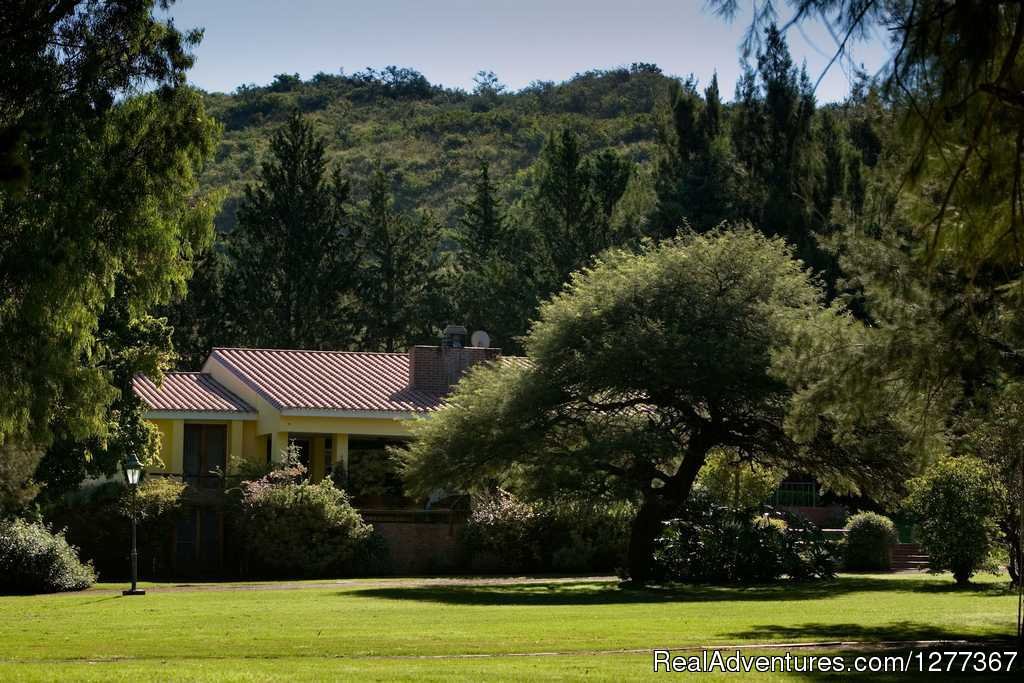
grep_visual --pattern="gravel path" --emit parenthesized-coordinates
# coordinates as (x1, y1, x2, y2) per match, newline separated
(84, 574, 619, 596)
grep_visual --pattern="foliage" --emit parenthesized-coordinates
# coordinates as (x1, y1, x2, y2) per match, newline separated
(199, 65, 668, 236)
(240, 466, 373, 577)
(46, 478, 187, 579)
(461, 489, 545, 572)
(904, 457, 1004, 584)
(403, 229, 908, 583)
(527, 129, 633, 293)
(333, 447, 405, 499)
(0, 518, 95, 593)
(649, 74, 739, 238)
(454, 161, 536, 351)
(696, 449, 785, 509)
(227, 111, 361, 349)
(0, 440, 42, 517)
(459, 490, 632, 574)
(356, 163, 449, 352)
(654, 499, 838, 583)
(125, 477, 187, 521)
(0, 0, 219, 449)
(843, 511, 897, 571)
(718, 0, 1024, 279)
(37, 301, 171, 501)
(955, 382, 1024, 585)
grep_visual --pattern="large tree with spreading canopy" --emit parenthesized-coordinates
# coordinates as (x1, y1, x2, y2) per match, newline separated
(402, 229, 910, 582)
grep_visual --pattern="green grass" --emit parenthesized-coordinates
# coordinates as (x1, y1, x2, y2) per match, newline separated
(0, 573, 1018, 681)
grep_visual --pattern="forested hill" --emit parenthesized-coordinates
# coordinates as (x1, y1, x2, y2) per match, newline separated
(200, 65, 673, 231)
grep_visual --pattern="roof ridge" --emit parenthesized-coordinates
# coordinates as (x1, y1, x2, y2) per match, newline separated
(212, 347, 409, 357)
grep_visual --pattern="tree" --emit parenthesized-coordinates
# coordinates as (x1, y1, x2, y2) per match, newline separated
(228, 111, 360, 350)
(649, 74, 739, 237)
(35, 292, 169, 500)
(709, 0, 1024, 280)
(455, 161, 536, 351)
(905, 457, 1004, 585)
(357, 164, 447, 352)
(402, 229, 908, 582)
(529, 130, 632, 294)
(0, 1, 218, 460)
(956, 384, 1024, 585)
(457, 161, 508, 267)
(731, 26, 827, 275)
(165, 238, 232, 369)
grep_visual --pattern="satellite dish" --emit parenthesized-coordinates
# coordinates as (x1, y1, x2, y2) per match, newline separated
(470, 330, 491, 348)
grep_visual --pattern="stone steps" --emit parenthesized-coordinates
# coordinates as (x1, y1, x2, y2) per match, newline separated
(891, 543, 929, 571)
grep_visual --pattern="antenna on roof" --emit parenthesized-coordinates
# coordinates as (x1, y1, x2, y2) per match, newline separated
(470, 330, 491, 348)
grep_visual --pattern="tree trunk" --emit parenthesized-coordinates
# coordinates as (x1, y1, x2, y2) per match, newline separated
(626, 497, 668, 585)
(1000, 516, 1021, 586)
(626, 444, 710, 584)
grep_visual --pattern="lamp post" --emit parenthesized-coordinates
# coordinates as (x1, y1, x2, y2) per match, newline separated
(122, 453, 146, 596)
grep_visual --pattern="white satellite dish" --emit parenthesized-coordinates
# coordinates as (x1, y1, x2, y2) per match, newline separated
(470, 330, 491, 348)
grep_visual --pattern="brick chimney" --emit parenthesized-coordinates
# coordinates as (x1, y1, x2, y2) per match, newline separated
(409, 326, 500, 392)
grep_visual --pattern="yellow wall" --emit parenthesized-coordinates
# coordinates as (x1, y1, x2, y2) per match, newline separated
(145, 414, 412, 476)
(150, 419, 175, 473)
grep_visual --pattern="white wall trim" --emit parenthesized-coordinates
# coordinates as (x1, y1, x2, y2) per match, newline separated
(143, 410, 257, 422)
(278, 408, 430, 420)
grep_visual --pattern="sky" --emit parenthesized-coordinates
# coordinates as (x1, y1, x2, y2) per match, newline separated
(162, 0, 892, 102)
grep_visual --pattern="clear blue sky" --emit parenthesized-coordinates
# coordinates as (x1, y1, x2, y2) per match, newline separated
(162, 0, 890, 102)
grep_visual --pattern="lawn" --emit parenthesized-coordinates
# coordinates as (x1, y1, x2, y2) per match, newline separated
(0, 573, 1018, 681)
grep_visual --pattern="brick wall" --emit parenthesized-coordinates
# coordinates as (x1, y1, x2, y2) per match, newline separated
(369, 519, 465, 574)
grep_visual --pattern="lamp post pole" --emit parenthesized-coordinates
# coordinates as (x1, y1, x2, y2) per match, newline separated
(123, 453, 146, 597)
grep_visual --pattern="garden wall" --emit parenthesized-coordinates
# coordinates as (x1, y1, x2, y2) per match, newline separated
(362, 511, 464, 575)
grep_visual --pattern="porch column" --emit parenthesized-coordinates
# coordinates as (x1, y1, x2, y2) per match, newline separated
(270, 431, 289, 464)
(334, 433, 349, 485)
(170, 420, 184, 474)
(229, 421, 244, 471)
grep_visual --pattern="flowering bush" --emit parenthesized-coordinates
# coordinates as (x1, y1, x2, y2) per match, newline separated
(240, 462, 373, 577)
(460, 490, 631, 573)
(461, 489, 545, 572)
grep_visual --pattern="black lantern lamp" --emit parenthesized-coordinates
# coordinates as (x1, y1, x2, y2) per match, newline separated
(122, 453, 146, 596)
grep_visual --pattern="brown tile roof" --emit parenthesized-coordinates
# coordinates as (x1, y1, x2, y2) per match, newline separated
(207, 347, 445, 413)
(133, 372, 255, 414)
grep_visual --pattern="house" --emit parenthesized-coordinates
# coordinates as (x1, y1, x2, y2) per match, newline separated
(131, 325, 504, 574)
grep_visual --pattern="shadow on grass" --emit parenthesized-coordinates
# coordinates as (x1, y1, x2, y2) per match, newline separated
(727, 621, 1009, 644)
(347, 576, 1014, 607)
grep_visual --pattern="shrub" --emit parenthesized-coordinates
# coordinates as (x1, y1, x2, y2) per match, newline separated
(844, 512, 897, 571)
(653, 499, 838, 584)
(0, 518, 95, 593)
(696, 450, 784, 509)
(904, 456, 1003, 585)
(47, 478, 188, 579)
(461, 489, 546, 573)
(240, 471, 372, 578)
(459, 490, 632, 574)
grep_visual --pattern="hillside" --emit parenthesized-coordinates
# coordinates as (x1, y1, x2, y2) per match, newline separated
(199, 65, 676, 231)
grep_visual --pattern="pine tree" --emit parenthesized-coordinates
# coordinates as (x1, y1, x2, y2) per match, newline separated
(457, 161, 507, 266)
(456, 161, 536, 352)
(358, 164, 447, 353)
(228, 111, 360, 349)
(649, 74, 738, 238)
(530, 130, 631, 292)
